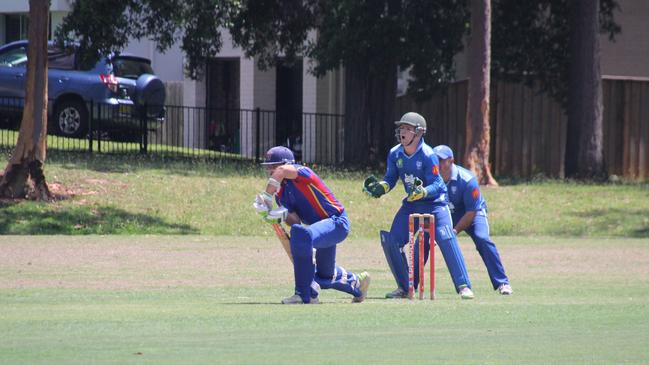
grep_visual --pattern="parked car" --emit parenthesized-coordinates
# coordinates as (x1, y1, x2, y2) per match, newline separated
(0, 40, 165, 138)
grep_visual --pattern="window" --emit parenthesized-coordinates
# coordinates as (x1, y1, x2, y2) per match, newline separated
(4, 13, 53, 44)
(5, 14, 29, 44)
(0, 46, 27, 67)
(113, 57, 154, 79)
(47, 45, 76, 70)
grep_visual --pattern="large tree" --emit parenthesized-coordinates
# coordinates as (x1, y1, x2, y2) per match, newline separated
(464, 0, 497, 185)
(230, 0, 468, 166)
(491, 0, 619, 179)
(565, 0, 605, 178)
(0, 0, 52, 200)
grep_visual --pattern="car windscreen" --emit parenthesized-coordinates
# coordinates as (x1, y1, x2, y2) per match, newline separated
(112, 57, 154, 79)
(0, 46, 27, 67)
(0, 44, 76, 69)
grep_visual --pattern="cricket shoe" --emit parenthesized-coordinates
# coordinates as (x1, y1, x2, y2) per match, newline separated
(498, 283, 513, 295)
(459, 286, 475, 300)
(281, 294, 320, 304)
(385, 287, 408, 299)
(352, 271, 371, 303)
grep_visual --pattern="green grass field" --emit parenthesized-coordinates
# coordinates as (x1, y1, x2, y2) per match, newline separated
(0, 153, 648, 237)
(1, 236, 648, 364)
(1, 155, 649, 364)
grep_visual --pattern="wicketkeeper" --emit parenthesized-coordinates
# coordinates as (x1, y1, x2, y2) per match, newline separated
(363, 112, 474, 299)
(255, 146, 370, 304)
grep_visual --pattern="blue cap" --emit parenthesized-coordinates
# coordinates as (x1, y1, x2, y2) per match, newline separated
(432, 145, 454, 160)
(260, 146, 295, 165)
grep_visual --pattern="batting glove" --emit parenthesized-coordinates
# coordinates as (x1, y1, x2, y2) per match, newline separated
(253, 194, 270, 215)
(263, 207, 289, 224)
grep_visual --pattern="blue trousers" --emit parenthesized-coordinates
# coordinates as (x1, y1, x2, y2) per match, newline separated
(290, 211, 361, 302)
(390, 201, 471, 292)
(463, 212, 510, 290)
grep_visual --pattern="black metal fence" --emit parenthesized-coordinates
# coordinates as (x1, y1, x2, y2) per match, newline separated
(0, 97, 345, 164)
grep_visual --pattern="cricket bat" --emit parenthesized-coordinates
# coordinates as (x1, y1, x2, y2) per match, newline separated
(271, 223, 293, 263)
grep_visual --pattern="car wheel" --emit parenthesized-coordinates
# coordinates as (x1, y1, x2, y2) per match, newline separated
(53, 99, 88, 138)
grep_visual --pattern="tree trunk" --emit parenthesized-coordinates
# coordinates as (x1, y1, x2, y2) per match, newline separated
(0, 0, 52, 200)
(464, 0, 497, 186)
(565, 0, 605, 179)
(343, 61, 397, 167)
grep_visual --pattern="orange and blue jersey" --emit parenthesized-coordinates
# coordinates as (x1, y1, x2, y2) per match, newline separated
(276, 165, 345, 225)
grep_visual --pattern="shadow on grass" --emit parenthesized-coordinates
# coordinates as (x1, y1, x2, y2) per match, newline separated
(571, 208, 649, 238)
(0, 202, 197, 234)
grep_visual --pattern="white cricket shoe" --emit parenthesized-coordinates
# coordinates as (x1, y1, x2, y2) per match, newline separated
(498, 283, 513, 295)
(459, 286, 475, 300)
(352, 272, 371, 303)
(281, 294, 320, 304)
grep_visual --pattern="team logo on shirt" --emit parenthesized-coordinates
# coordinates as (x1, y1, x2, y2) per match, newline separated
(432, 165, 439, 175)
(397, 159, 403, 168)
(472, 188, 480, 200)
(451, 186, 457, 194)
(416, 160, 422, 170)
(404, 174, 416, 188)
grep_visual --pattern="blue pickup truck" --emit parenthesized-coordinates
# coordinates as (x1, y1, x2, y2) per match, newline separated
(0, 40, 165, 138)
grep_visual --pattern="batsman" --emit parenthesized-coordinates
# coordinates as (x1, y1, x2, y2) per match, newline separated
(255, 146, 371, 304)
(363, 112, 474, 300)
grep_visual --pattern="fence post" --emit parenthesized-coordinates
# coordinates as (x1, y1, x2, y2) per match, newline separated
(256, 107, 261, 163)
(140, 104, 148, 154)
(88, 100, 93, 153)
(97, 102, 101, 153)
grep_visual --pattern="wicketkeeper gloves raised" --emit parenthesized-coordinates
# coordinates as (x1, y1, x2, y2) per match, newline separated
(363, 175, 390, 198)
(406, 177, 427, 202)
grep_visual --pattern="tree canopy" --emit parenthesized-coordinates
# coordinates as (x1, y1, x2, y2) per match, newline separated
(56, 0, 240, 79)
(491, 0, 620, 105)
(231, 0, 468, 99)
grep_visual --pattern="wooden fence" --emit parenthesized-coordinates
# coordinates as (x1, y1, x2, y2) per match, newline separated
(396, 77, 649, 180)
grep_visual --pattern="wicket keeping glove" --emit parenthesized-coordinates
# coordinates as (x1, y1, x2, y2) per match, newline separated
(407, 177, 427, 202)
(363, 175, 390, 198)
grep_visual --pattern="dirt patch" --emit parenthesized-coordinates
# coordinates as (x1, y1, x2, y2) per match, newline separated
(0, 236, 647, 290)
(0, 236, 293, 290)
(0, 177, 119, 203)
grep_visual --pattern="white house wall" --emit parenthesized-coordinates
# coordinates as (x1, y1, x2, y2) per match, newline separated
(302, 57, 317, 162)
(600, 0, 649, 78)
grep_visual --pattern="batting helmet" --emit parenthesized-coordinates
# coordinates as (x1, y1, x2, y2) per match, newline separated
(395, 112, 427, 133)
(261, 146, 295, 165)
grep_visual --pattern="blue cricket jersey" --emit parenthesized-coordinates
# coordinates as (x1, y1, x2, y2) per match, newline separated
(383, 140, 448, 205)
(445, 164, 487, 223)
(276, 164, 345, 225)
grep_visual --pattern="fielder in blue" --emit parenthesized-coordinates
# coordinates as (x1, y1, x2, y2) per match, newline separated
(432, 145, 513, 295)
(256, 146, 371, 304)
(363, 112, 474, 300)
